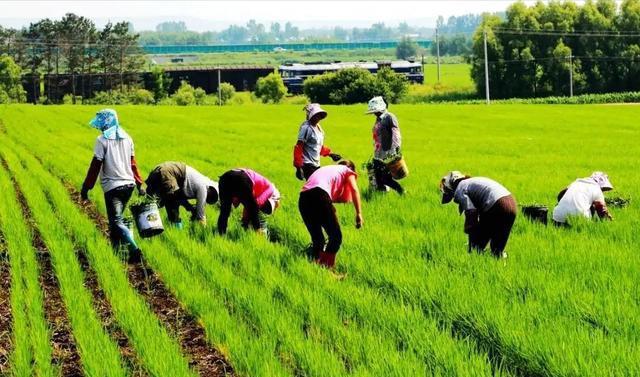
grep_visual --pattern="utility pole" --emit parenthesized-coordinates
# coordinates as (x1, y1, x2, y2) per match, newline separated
(568, 54, 574, 97)
(435, 28, 441, 83)
(483, 28, 490, 105)
(217, 69, 222, 106)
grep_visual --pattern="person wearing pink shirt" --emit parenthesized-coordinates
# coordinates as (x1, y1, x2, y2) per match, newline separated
(298, 161, 363, 269)
(217, 168, 281, 235)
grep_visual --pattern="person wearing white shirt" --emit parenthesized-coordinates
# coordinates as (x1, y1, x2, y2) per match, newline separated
(552, 172, 613, 226)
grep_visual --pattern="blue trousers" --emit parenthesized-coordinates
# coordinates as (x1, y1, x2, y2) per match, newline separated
(104, 184, 138, 252)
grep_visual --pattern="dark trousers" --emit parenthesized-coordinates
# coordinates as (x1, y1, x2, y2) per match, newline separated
(302, 163, 320, 180)
(373, 159, 403, 193)
(163, 191, 194, 223)
(104, 184, 137, 251)
(298, 188, 342, 257)
(469, 195, 517, 256)
(217, 170, 259, 234)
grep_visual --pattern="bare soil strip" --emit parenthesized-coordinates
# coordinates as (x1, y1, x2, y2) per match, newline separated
(4, 159, 83, 377)
(74, 249, 146, 376)
(63, 182, 233, 376)
(0, 234, 12, 375)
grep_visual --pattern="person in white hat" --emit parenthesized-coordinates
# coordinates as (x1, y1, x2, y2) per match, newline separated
(366, 96, 404, 194)
(440, 171, 517, 258)
(145, 161, 219, 227)
(293, 103, 342, 181)
(217, 168, 280, 236)
(81, 108, 145, 263)
(552, 172, 613, 226)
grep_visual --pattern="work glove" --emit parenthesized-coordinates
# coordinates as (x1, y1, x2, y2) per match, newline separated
(295, 167, 304, 181)
(329, 153, 342, 162)
(80, 187, 90, 201)
(137, 185, 146, 196)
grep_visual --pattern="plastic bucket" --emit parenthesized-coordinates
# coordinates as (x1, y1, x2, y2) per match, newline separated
(130, 202, 164, 238)
(386, 156, 408, 180)
(522, 205, 548, 225)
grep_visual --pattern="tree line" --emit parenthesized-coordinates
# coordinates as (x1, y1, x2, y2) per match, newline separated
(0, 13, 144, 102)
(470, 0, 640, 99)
(138, 21, 436, 46)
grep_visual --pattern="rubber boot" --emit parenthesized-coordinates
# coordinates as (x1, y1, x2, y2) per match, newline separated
(316, 251, 336, 269)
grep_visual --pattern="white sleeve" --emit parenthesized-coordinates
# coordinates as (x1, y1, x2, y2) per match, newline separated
(592, 186, 605, 203)
(93, 138, 105, 161)
(195, 186, 207, 221)
(130, 139, 135, 157)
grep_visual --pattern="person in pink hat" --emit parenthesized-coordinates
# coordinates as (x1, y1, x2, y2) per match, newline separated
(293, 103, 342, 180)
(552, 171, 614, 226)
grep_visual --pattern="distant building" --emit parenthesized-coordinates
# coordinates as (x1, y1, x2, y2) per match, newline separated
(279, 60, 424, 94)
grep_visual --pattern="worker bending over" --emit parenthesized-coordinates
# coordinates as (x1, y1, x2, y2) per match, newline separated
(217, 168, 280, 235)
(145, 161, 219, 227)
(298, 161, 363, 269)
(81, 109, 145, 263)
(552, 171, 613, 226)
(440, 171, 517, 259)
(293, 103, 341, 180)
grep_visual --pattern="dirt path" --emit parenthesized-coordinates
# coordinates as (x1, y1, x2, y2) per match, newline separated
(6, 160, 83, 377)
(63, 182, 233, 376)
(74, 249, 146, 376)
(0, 234, 12, 375)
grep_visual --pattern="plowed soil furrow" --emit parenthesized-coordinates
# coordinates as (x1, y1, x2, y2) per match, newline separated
(62, 182, 233, 376)
(0, 235, 12, 375)
(6, 165, 83, 377)
(74, 250, 146, 376)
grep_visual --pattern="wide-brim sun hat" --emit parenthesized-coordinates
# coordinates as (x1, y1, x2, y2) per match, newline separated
(90, 108, 119, 130)
(305, 103, 327, 121)
(365, 96, 387, 114)
(440, 170, 465, 204)
(590, 171, 613, 190)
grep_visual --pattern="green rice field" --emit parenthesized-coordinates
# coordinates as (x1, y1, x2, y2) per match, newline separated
(0, 103, 638, 376)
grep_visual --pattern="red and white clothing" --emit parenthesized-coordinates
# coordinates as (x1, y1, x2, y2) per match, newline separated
(372, 111, 401, 160)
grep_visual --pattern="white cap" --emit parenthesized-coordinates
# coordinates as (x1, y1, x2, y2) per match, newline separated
(366, 96, 387, 114)
(440, 170, 466, 204)
(590, 171, 613, 190)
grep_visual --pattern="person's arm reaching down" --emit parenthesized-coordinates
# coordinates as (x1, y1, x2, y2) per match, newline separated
(347, 175, 363, 228)
(81, 157, 102, 200)
(593, 200, 613, 220)
(130, 156, 145, 195)
(293, 141, 305, 168)
(464, 210, 479, 234)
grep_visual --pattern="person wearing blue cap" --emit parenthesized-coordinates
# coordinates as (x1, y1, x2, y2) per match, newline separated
(81, 109, 146, 263)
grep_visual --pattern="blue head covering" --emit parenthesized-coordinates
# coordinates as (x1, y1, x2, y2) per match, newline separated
(89, 109, 129, 140)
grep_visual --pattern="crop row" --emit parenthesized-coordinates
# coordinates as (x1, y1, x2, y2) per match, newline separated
(2, 105, 639, 375)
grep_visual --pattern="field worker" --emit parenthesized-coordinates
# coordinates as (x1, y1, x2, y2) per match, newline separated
(298, 161, 363, 269)
(440, 171, 517, 259)
(366, 96, 404, 194)
(293, 103, 342, 180)
(552, 172, 613, 226)
(81, 109, 145, 263)
(217, 168, 280, 235)
(145, 161, 219, 228)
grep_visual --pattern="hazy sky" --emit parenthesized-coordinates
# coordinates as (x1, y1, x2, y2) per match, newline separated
(1, 1, 587, 31)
